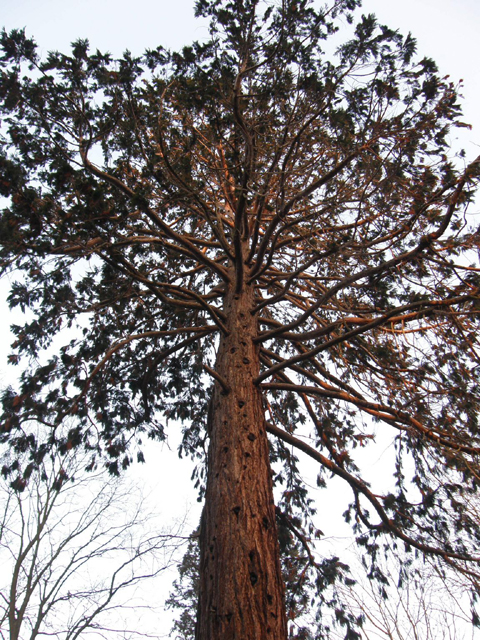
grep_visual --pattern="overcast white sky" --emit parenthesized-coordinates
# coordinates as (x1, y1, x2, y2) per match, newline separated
(1, 0, 479, 635)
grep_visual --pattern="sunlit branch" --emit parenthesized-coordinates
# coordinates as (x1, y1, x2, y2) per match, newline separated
(276, 306, 472, 343)
(251, 245, 341, 313)
(80, 146, 230, 284)
(250, 149, 364, 279)
(263, 380, 480, 455)
(248, 206, 334, 283)
(266, 421, 480, 563)
(255, 203, 477, 341)
(255, 292, 478, 380)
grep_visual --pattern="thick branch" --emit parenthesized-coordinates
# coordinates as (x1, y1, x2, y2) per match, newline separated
(266, 422, 480, 563)
(80, 148, 230, 284)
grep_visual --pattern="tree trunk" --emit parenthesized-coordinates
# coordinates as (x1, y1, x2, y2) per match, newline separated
(196, 282, 287, 640)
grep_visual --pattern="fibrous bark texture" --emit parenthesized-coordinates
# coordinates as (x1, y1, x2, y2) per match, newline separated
(196, 284, 287, 640)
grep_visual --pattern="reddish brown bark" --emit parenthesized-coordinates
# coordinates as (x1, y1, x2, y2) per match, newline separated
(196, 283, 287, 640)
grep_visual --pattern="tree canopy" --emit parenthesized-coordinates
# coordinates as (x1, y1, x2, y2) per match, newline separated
(1, 0, 480, 637)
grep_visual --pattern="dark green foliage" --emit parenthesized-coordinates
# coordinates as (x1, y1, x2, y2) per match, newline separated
(167, 535, 200, 640)
(1, 0, 480, 635)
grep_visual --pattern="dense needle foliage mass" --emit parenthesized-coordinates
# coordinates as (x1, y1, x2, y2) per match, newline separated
(1, 0, 480, 637)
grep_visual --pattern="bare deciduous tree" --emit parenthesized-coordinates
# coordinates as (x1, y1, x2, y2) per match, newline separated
(0, 453, 184, 640)
(331, 553, 476, 640)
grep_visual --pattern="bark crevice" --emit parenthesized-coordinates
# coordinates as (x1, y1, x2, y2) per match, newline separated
(196, 284, 287, 640)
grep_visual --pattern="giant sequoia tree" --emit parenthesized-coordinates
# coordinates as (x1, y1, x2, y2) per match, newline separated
(1, 0, 480, 638)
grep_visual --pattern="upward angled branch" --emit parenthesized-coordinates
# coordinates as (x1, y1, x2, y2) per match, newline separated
(80, 148, 231, 284)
